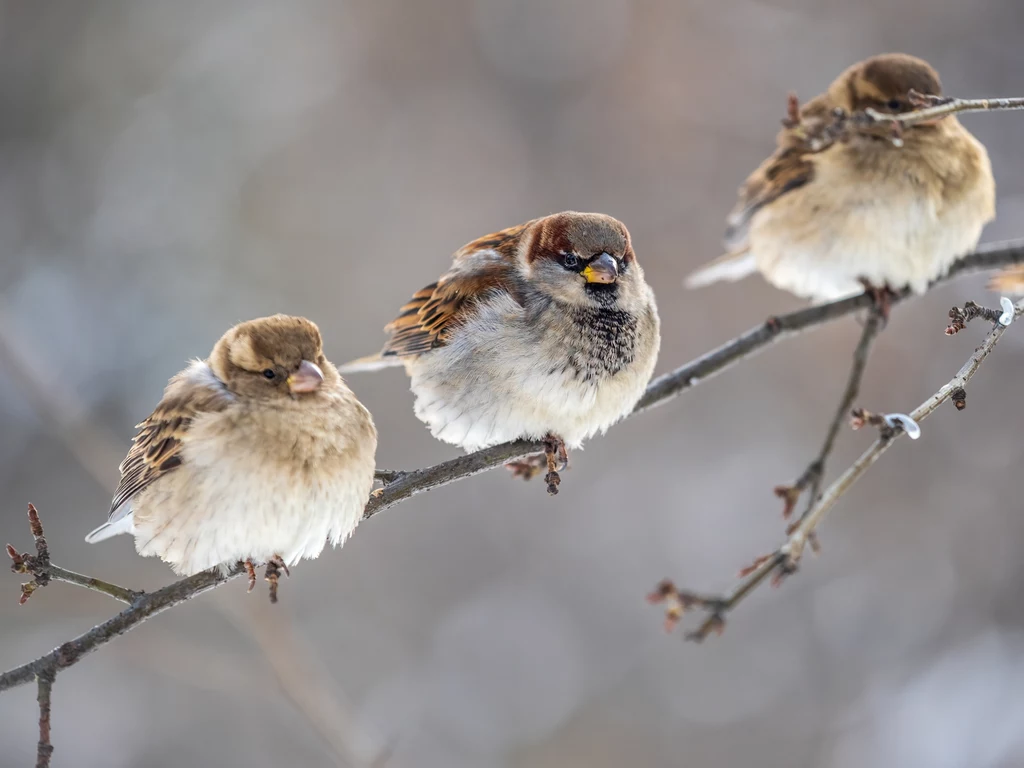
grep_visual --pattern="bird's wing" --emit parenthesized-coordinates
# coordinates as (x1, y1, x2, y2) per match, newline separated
(380, 223, 528, 358)
(107, 361, 235, 518)
(723, 146, 817, 251)
(723, 93, 835, 251)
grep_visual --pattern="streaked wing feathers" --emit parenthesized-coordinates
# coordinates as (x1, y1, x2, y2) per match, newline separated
(724, 93, 834, 250)
(381, 224, 528, 358)
(108, 364, 233, 516)
(725, 147, 816, 250)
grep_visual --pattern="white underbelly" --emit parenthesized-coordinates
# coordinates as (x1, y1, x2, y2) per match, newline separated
(131, 457, 370, 575)
(751, 181, 989, 301)
(410, 362, 644, 452)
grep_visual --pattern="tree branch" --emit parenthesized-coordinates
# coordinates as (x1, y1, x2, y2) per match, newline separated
(2, 241, 1024, 699)
(774, 308, 885, 521)
(0, 564, 242, 692)
(635, 239, 1024, 413)
(6, 504, 140, 605)
(650, 298, 1024, 640)
(365, 438, 542, 519)
(35, 669, 54, 768)
(895, 93, 1024, 125)
(40, 565, 140, 605)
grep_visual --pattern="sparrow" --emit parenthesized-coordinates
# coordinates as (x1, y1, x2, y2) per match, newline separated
(989, 266, 1024, 294)
(685, 53, 996, 303)
(85, 315, 377, 597)
(340, 212, 660, 494)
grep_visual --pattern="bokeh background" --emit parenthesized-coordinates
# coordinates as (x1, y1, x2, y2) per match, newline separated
(1, 2, 1023, 766)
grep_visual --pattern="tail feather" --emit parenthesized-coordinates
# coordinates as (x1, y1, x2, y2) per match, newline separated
(684, 249, 757, 289)
(337, 353, 405, 374)
(84, 513, 134, 544)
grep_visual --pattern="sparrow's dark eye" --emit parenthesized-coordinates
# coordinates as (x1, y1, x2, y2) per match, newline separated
(887, 98, 903, 111)
(561, 253, 579, 269)
(262, 369, 276, 380)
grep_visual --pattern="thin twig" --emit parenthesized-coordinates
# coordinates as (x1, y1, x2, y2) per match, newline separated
(774, 309, 885, 520)
(36, 669, 54, 768)
(652, 299, 1024, 640)
(786, 299, 1022, 556)
(7, 505, 140, 605)
(796, 94, 1024, 153)
(43, 565, 140, 605)
(946, 300, 1004, 335)
(884, 94, 1024, 127)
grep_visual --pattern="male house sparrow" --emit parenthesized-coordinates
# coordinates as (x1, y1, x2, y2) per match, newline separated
(341, 212, 660, 494)
(85, 315, 377, 595)
(685, 53, 995, 302)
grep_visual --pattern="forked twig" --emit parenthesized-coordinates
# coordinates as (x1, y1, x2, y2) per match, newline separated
(7, 504, 140, 605)
(774, 309, 885, 521)
(652, 299, 1023, 640)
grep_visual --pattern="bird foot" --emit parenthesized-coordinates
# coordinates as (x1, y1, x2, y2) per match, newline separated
(244, 559, 257, 593)
(264, 555, 290, 604)
(543, 434, 568, 496)
(504, 435, 569, 495)
(858, 278, 896, 322)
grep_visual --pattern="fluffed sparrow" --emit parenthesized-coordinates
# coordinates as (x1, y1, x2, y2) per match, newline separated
(86, 315, 377, 591)
(341, 212, 660, 494)
(686, 53, 995, 302)
(989, 266, 1024, 294)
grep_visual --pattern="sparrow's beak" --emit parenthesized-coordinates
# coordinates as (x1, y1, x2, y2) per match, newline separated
(287, 360, 324, 394)
(582, 252, 618, 284)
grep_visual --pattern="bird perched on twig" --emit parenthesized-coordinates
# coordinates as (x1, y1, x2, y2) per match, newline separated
(341, 212, 660, 495)
(86, 315, 377, 599)
(686, 53, 996, 305)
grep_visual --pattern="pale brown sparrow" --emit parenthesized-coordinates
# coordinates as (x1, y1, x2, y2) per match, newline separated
(86, 315, 377, 592)
(686, 53, 995, 302)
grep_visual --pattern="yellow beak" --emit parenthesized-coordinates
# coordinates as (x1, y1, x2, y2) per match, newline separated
(582, 252, 618, 284)
(287, 360, 324, 394)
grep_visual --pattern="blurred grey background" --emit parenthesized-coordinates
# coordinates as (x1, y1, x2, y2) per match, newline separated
(1, 2, 1023, 766)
